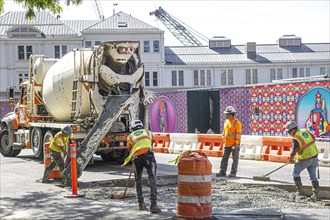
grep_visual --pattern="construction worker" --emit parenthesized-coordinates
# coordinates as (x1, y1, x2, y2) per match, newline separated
(41, 125, 74, 184)
(285, 121, 320, 201)
(216, 106, 242, 178)
(122, 119, 161, 213)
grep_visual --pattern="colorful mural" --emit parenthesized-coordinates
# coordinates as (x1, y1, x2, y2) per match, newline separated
(0, 100, 17, 119)
(249, 81, 330, 136)
(150, 92, 187, 133)
(219, 87, 250, 135)
(297, 87, 330, 137)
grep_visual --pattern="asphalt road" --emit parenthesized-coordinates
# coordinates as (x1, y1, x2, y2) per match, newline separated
(1, 149, 329, 219)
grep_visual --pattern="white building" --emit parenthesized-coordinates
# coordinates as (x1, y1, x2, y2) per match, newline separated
(0, 11, 329, 99)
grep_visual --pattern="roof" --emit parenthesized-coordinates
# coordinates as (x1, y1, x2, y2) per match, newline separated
(165, 43, 330, 65)
(83, 11, 162, 32)
(0, 11, 78, 38)
(62, 20, 100, 35)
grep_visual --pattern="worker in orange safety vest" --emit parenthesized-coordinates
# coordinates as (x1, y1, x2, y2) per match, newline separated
(216, 106, 242, 178)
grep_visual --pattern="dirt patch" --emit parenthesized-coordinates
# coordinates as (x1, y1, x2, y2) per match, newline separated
(78, 179, 329, 210)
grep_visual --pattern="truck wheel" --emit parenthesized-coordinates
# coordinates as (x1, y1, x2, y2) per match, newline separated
(31, 127, 44, 158)
(0, 130, 21, 157)
(43, 130, 54, 145)
(101, 153, 112, 162)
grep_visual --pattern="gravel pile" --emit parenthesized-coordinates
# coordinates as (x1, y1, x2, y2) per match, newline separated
(79, 179, 329, 210)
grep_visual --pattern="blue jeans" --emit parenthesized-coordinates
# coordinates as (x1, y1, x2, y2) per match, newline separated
(293, 156, 318, 182)
(220, 146, 240, 174)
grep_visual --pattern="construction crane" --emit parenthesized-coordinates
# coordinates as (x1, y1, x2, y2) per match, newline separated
(92, 0, 104, 20)
(149, 7, 208, 46)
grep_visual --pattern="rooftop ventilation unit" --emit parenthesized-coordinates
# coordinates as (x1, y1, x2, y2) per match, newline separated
(245, 42, 256, 59)
(278, 35, 301, 47)
(209, 36, 231, 49)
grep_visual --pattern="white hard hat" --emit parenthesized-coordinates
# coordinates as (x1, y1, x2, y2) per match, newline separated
(130, 119, 144, 130)
(285, 121, 297, 131)
(224, 106, 236, 114)
(61, 125, 72, 136)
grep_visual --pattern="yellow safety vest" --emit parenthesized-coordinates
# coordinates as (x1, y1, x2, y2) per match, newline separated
(293, 129, 318, 160)
(50, 131, 73, 153)
(122, 129, 152, 166)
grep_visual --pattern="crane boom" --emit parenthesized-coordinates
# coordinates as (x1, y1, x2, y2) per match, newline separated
(93, 0, 104, 20)
(150, 7, 204, 46)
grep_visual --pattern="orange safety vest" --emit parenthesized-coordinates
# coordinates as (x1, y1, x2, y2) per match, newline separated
(222, 117, 242, 147)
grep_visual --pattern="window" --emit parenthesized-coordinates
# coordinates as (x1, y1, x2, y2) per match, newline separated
(194, 70, 199, 86)
(270, 68, 283, 81)
(172, 71, 177, 86)
(293, 67, 311, 78)
(246, 69, 258, 84)
(145, 72, 150, 87)
(221, 69, 233, 85)
(95, 41, 101, 46)
(9, 27, 41, 38)
(246, 69, 251, 84)
(171, 70, 184, 86)
(19, 73, 28, 84)
(153, 40, 159, 52)
(144, 41, 150, 52)
(18, 45, 33, 60)
(200, 70, 205, 86)
(85, 41, 92, 47)
(54, 45, 67, 58)
(320, 67, 330, 75)
(153, 72, 158, 86)
(252, 69, 258, 84)
(206, 70, 211, 86)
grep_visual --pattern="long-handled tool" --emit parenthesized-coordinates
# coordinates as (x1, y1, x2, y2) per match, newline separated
(253, 162, 290, 181)
(110, 163, 136, 199)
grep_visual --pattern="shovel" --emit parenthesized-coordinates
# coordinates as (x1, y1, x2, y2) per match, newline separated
(110, 163, 136, 199)
(253, 162, 290, 181)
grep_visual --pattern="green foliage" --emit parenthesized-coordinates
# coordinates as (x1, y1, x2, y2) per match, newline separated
(0, 0, 83, 19)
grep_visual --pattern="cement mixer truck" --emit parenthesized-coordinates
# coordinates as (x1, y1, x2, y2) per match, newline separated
(0, 41, 155, 177)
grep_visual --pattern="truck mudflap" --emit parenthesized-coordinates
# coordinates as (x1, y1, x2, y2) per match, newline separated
(62, 90, 142, 181)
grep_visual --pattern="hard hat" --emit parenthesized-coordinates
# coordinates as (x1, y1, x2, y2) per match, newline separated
(285, 121, 297, 131)
(61, 125, 72, 136)
(131, 119, 144, 130)
(223, 106, 236, 114)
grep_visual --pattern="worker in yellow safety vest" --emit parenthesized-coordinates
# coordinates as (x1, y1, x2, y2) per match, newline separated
(42, 125, 74, 184)
(216, 106, 242, 178)
(122, 119, 161, 213)
(285, 121, 320, 201)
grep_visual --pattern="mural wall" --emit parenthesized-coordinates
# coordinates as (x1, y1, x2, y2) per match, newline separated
(249, 81, 330, 137)
(0, 100, 16, 119)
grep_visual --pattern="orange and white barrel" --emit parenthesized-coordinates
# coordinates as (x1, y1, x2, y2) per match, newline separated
(43, 142, 62, 179)
(176, 151, 212, 219)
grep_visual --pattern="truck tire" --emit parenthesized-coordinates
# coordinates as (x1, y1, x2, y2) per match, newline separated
(117, 149, 129, 164)
(31, 127, 44, 158)
(43, 130, 54, 145)
(101, 153, 112, 162)
(0, 130, 21, 157)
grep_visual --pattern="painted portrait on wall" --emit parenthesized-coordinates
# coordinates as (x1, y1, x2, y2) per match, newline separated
(149, 96, 176, 133)
(296, 87, 330, 137)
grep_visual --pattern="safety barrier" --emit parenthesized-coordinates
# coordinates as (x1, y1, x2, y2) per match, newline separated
(239, 135, 263, 160)
(152, 133, 330, 167)
(262, 136, 293, 163)
(176, 151, 212, 219)
(168, 133, 198, 154)
(152, 133, 170, 153)
(196, 134, 224, 157)
(316, 141, 330, 167)
(43, 142, 62, 179)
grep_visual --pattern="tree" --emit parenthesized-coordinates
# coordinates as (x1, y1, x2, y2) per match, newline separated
(0, 0, 83, 19)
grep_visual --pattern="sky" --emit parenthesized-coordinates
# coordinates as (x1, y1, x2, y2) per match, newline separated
(3, 0, 330, 46)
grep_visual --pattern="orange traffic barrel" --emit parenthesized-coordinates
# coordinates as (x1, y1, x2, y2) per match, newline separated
(43, 142, 62, 179)
(176, 151, 212, 219)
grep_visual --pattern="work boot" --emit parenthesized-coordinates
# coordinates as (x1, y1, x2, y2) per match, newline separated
(311, 181, 320, 201)
(228, 173, 236, 178)
(294, 177, 306, 196)
(150, 202, 161, 213)
(138, 201, 147, 211)
(216, 171, 226, 177)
